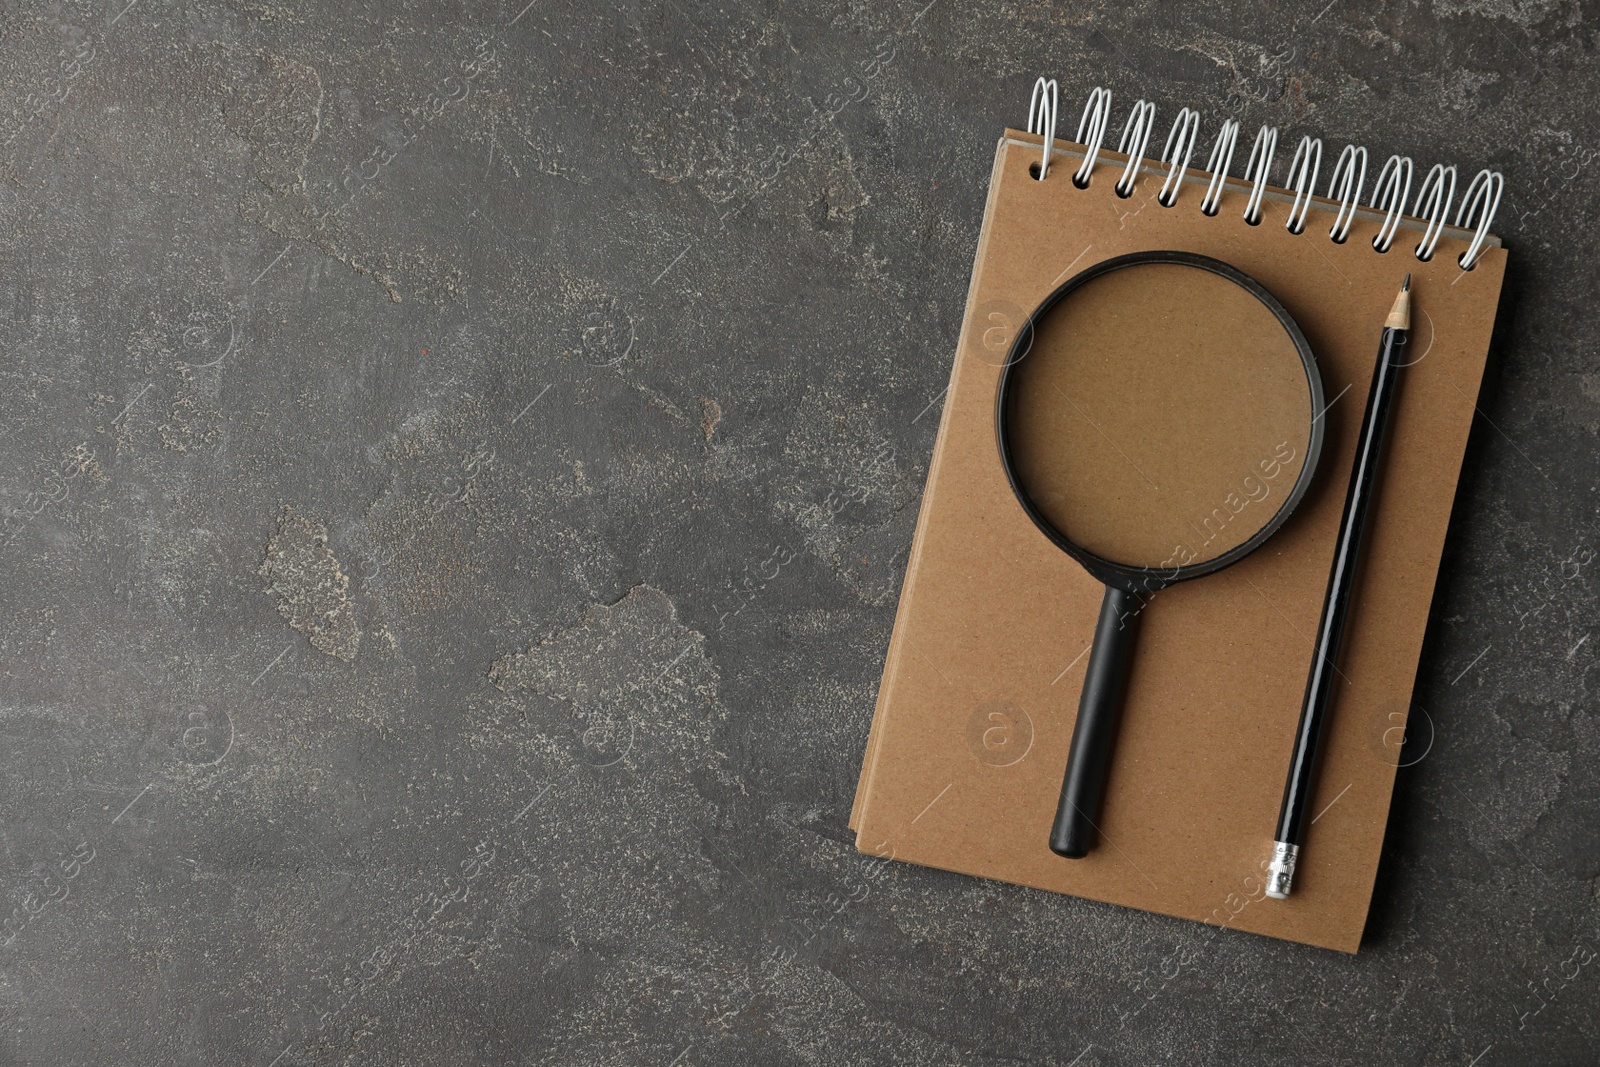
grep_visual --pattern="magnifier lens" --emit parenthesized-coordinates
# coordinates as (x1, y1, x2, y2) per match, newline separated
(1006, 262, 1314, 571)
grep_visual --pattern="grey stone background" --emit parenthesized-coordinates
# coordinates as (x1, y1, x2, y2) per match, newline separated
(0, 0, 1593, 1064)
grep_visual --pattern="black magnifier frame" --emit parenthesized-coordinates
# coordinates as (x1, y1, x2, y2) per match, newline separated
(994, 249, 1325, 859)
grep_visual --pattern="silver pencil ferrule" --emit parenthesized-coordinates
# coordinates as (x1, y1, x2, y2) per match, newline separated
(1264, 841, 1299, 900)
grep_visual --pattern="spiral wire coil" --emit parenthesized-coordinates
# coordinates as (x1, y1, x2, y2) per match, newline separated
(1242, 125, 1280, 226)
(1114, 99, 1157, 197)
(1074, 88, 1112, 188)
(1028, 77, 1058, 181)
(1326, 145, 1368, 243)
(1024, 83, 1505, 269)
(1199, 119, 1240, 217)
(1159, 108, 1202, 207)
(1284, 136, 1324, 235)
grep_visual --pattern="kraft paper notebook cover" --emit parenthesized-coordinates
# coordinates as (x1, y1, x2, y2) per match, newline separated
(849, 94, 1508, 953)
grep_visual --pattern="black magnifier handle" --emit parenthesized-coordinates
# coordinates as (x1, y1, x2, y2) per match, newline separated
(1050, 584, 1143, 858)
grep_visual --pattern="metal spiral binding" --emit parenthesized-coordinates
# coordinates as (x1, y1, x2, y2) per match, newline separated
(1285, 136, 1323, 234)
(1370, 155, 1414, 253)
(1199, 119, 1240, 216)
(1414, 163, 1458, 261)
(1242, 125, 1279, 225)
(1074, 87, 1112, 188)
(1326, 145, 1368, 243)
(1455, 168, 1504, 270)
(1158, 108, 1201, 207)
(1022, 84, 1504, 264)
(1028, 77, 1058, 180)
(1114, 99, 1156, 197)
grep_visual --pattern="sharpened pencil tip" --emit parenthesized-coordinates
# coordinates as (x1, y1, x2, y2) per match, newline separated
(1386, 275, 1412, 330)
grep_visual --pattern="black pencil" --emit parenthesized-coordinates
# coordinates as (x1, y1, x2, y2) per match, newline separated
(1265, 274, 1411, 900)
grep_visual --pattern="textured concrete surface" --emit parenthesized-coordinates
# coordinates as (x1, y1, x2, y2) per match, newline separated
(0, 1, 1595, 1064)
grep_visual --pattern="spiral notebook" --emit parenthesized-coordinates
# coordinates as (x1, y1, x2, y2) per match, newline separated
(849, 83, 1509, 953)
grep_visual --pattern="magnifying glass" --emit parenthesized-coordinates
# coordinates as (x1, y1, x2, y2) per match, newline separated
(995, 250, 1325, 859)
